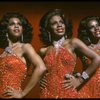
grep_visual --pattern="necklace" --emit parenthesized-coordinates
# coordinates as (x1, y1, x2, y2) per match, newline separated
(89, 43, 100, 54)
(5, 46, 16, 56)
(53, 37, 65, 54)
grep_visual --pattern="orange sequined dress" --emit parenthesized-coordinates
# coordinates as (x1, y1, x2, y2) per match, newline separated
(0, 47, 27, 98)
(79, 44, 100, 98)
(40, 47, 78, 98)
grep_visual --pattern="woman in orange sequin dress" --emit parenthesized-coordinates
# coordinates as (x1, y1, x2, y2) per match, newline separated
(0, 12, 46, 98)
(39, 9, 100, 98)
(78, 16, 100, 98)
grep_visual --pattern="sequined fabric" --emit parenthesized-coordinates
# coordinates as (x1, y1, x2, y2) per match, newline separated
(0, 52, 27, 98)
(40, 47, 78, 98)
(78, 44, 100, 98)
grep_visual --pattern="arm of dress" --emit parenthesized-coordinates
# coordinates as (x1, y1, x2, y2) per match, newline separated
(71, 38, 100, 84)
(21, 43, 47, 97)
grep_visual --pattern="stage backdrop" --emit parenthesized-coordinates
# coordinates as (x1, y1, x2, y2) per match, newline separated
(0, 1, 100, 98)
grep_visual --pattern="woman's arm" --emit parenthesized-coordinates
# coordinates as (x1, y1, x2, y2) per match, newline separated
(22, 43, 47, 97)
(62, 38, 100, 90)
(38, 47, 48, 58)
(73, 38, 100, 75)
(72, 38, 100, 83)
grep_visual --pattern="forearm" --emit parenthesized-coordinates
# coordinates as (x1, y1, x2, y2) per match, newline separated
(78, 56, 100, 84)
(22, 66, 46, 97)
(84, 57, 100, 76)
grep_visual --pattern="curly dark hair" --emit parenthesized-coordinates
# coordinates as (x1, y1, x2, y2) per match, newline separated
(78, 16, 100, 46)
(0, 12, 33, 48)
(39, 9, 73, 45)
(77, 16, 100, 69)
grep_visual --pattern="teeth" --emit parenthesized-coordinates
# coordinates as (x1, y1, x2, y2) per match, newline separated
(96, 31, 100, 32)
(57, 30, 63, 32)
(14, 30, 19, 32)
(97, 34, 100, 36)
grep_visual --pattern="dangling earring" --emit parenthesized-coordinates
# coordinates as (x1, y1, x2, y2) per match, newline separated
(65, 35, 67, 39)
(6, 33, 8, 38)
(48, 32, 51, 42)
(21, 34, 23, 42)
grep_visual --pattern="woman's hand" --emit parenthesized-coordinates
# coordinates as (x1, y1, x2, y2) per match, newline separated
(2, 86, 24, 98)
(62, 74, 81, 90)
(40, 72, 49, 90)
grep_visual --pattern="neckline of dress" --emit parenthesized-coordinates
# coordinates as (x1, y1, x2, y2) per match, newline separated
(52, 37, 65, 54)
(90, 43, 100, 49)
(4, 46, 27, 66)
(5, 46, 16, 56)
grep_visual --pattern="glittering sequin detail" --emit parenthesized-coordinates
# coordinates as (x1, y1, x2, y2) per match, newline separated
(40, 47, 78, 98)
(0, 49, 27, 98)
(78, 44, 100, 98)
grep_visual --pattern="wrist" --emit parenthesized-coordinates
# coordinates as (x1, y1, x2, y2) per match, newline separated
(78, 76, 84, 84)
(81, 71, 89, 80)
(21, 91, 25, 98)
(74, 71, 89, 84)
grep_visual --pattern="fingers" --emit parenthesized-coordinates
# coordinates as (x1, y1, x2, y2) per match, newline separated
(43, 72, 49, 78)
(7, 96, 14, 99)
(69, 75, 75, 79)
(65, 85, 73, 89)
(2, 86, 23, 98)
(40, 78, 47, 89)
(7, 86, 15, 91)
(2, 92, 14, 99)
(62, 82, 76, 90)
(2, 86, 15, 98)
(3, 92, 13, 96)
(2, 90, 14, 98)
(3, 90, 13, 94)
(2, 87, 14, 95)
(7, 96, 14, 98)
(72, 87, 76, 91)
(63, 82, 73, 88)
(62, 75, 76, 90)
(61, 79, 71, 84)
(63, 75, 79, 90)
(40, 72, 49, 90)
(40, 78, 47, 83)
(40, 79, 47, 85)
(45, 72, 49, 77)
(40, 86, 45, 90)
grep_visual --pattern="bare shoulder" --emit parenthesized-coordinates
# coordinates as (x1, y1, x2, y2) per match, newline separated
(22, 43, 33, 49)
(64, 38, 80, 45)
(22, 43, 33, 48)
(70, 38, 83, 46)
(71, 38, 80, 43)
(64, 38, 84, 49)
(39, 47, 48, 56)
(21, 43, 36, 53)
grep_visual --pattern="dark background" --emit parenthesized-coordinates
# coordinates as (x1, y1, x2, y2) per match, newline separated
(0, 1, 100, 98)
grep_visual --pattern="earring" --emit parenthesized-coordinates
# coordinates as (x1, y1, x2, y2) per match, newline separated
(48, 32, 51, 42)
(21, 34, 23, 42)
(6, 33, 8, 38)
(65, 35, 67, 39)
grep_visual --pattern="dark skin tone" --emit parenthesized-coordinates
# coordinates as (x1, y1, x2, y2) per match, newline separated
(1, 17, 46, 98)
(39, 15, 100, 90)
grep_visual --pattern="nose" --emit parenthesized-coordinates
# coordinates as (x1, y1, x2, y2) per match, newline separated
(57, 22, 62, 27)
(15, 24, 19, 28)
(95, 26, 100, 30)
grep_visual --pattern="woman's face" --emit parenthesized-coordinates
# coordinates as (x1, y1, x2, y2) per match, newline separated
(48, 15, 65, 38)
(7, 17, 23, 38)
(87, 19, 100, 39)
